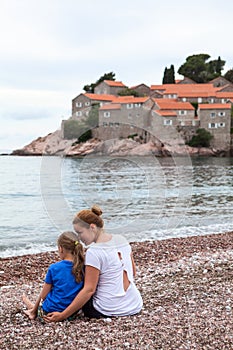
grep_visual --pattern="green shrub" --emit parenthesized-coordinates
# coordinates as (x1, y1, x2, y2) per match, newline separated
(64, 120, 82, 139)
(77, 129, 92, 143)
(127, 133, 138, 139)
(118, 88, 140, 97)
(187, 128, 213, 147)
(64, 119, 92, 142)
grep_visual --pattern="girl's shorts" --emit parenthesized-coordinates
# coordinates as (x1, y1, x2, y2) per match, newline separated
(37, 306, 81, 323)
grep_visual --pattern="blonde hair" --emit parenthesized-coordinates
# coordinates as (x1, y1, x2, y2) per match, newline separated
(57, 231, 84, 283)
(73, 205, 104, 228)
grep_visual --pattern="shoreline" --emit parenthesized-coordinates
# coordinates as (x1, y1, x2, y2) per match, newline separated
(1, 231, 233, 349)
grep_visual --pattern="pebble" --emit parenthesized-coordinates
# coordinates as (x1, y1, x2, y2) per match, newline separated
(1, 231, 233, 349)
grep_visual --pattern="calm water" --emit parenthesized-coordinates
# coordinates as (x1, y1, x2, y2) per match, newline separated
(0, 155, 233, 258)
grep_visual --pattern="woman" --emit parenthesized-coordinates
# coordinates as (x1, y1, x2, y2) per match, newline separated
(44, 205, 143, 321)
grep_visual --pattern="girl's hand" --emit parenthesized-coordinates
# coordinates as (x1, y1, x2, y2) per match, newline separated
(43, 312, 64, 323)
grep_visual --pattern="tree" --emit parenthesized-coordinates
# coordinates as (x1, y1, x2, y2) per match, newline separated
(162, 67, 168, 84)
(63, 119, 85, 140)
(187, 128, 213, 148)
(83, 72, 116, 93)
(118, 88, 140, 97)
(162, 65, 175, 84)
(178, 54, 225, 83)
(64, 103, 100, 141)
(215, 56, 225, 75)
(224, 69, 233, 83)
(85, 103, 100, 128)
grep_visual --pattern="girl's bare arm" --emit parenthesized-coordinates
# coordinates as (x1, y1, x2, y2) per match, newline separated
(32, 283, 52, 312)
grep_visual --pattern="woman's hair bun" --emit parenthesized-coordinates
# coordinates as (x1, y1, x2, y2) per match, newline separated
(91, 205, 103, 216)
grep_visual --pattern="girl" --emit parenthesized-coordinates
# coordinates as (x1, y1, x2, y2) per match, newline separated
(44, 205, 143, 321)
(22, 231, 84, 321)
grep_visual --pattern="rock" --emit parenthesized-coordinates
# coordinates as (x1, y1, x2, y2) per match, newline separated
(11, 130, 76, 156)
(11, 130, 229, 158)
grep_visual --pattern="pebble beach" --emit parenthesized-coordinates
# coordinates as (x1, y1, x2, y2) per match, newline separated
(1, 232, 233, 350)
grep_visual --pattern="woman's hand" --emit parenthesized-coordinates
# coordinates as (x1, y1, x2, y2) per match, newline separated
(43, 312, 65, 323)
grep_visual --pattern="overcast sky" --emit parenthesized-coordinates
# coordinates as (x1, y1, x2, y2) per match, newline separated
(1, 0, 233, 151)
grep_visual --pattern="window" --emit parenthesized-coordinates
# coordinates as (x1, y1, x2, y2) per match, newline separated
(128, 113, 132, 119)
(179, 110, 187, 115)
(198, 97, 202, 103)
(210, 112, 216, 118)
(76, 111, 82, 117)
(103, 122, 108, 127)
(164, 119, 172, 126)
(76, 102, 82, 107)
(85, 101, 90, 106)
(208, 98, 214, 103)
(127, 103, 133, 109)
(221, 99, 226, 103)
(218, 111, 225, 117)
(208, 123, 217, 128)
(109, 122, 114, 127)
(168, 94, 176, 99)
(136, 113, 140, 118)
(182, 98, 187, 102)
(114, 122, 120, 127)
(218, 122, 225, 127)
(104, 112, 110, 118)
(135, 103, 141, 108)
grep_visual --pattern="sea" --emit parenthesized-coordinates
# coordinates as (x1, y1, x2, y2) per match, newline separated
(0, 154, 233, 258)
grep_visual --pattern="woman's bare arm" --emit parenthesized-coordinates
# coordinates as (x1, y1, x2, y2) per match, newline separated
(131, 252, 136, 277)
(44, 265, 100, 322)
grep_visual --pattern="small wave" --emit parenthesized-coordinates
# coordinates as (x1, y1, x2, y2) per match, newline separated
(2, 223, 233, 258)
(0, 243, 57, 258)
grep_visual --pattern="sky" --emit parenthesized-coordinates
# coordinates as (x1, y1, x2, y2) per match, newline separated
(0, 0, 233, 151)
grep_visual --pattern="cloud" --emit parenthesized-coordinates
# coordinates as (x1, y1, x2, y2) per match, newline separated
(0, 0, 233, 149)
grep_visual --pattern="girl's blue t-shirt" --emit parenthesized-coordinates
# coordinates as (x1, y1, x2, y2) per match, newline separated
(42, 260, 84, 313)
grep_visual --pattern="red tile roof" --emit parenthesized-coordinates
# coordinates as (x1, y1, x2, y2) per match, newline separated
(155, 110, 177, 117)
(84, 93, 115, 101)
(176, 91, 216, 98)
(151, 83, 218, 94)
(99, 104, 121, 110)
(103, 80, 126, 87)
(112, 96, 149, 104)
(153, 99, 195, 110)
(215, 92, 233, 98)
(198, 103, 231, 110)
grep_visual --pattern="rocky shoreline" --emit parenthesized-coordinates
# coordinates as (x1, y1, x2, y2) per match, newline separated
(10, 129, 230, 157)
(1, 231, 233, 349)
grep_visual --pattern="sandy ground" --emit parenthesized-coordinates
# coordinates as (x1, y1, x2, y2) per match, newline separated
(1, 232, 233, 350)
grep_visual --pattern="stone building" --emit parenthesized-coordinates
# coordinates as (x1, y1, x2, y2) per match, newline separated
(198, 103, 231, 150)
(94, 80, 126, 95)
(65, 79, 233, 152)
(71, 93, 115, 119)
(96, 96, 153, 142)
(129, 83, 151, 96)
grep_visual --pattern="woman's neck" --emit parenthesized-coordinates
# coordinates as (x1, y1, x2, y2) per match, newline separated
(95, 229, 112, 243)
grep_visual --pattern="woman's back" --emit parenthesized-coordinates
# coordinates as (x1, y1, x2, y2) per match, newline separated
(85, 234, 143, 316)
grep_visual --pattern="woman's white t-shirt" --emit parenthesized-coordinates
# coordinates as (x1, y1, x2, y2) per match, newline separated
(85, 234, 143, 316)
